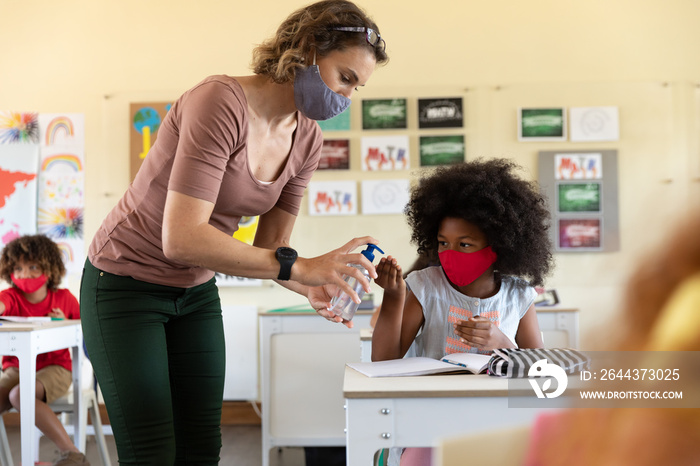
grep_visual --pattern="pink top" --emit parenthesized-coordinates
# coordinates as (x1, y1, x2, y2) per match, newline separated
(89, 75, 322, 287)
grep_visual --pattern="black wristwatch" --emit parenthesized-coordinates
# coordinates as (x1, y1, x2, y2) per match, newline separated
(275, 247, 298, 281)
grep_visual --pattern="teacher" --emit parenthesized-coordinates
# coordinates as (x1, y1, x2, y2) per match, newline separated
(80, 1, 389, 463)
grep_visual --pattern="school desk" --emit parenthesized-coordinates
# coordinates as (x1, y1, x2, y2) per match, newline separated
(259, 308, 372, 466)
(343, 366, 567, 466)
(0, 319, 84, 466)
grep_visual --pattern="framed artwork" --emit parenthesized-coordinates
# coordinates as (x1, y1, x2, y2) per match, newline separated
(308, 180, 357, 216)
(518, 107, 567, 141)
(318, 107, 351, 131)
(130, 102, 172, 181)
(569, 106, 619, 142)
(557, 182, 601, 213)
(361, 135, 410, 171)
(361, 179, 410, 215)
(418, 97, 463, 128)
(318, 139, 350, 170)
(362, 98, 407, 130)
(557, 218, 603, 251)
(419, 135, 465, 166)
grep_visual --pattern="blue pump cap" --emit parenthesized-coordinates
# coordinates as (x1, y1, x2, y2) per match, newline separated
(361, 244, 385, 263)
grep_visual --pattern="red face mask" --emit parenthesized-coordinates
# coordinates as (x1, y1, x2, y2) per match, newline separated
(438, 247, 497, 286)
(11, 274, 48, 294)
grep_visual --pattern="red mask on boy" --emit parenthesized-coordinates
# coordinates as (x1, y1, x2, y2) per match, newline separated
(11, 274, 48, 294)
(439, 247, 497, 286)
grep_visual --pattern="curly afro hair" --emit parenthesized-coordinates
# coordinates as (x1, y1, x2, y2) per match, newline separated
(406, 158, 554, 286)
(0, 234, 66, 290)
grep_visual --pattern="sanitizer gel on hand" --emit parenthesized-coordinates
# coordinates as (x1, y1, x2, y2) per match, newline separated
(330, 244, 384, 321)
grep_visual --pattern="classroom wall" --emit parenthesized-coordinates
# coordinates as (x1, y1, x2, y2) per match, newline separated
(2, 0, 699, 349)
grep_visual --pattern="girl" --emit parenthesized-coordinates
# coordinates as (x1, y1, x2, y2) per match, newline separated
(373, 159, 554, 466)
(0, 235, 86, 466)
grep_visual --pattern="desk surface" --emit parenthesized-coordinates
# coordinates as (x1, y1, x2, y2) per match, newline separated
(343, 366, 525, 398)
(0, 319, 79, 332)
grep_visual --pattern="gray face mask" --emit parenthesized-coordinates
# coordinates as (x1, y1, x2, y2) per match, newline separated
(293, 55, 351, 121)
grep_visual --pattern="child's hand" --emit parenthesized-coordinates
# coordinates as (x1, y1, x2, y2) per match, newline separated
(48, 308, 66, 320)
(375, 256, 404, 295)
(453, 316, 514, 351)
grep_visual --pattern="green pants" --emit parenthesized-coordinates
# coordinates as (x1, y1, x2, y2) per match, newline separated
(80, 259, 225, 465)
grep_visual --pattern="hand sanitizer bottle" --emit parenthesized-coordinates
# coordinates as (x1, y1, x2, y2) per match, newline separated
(330, 244, 385, 321)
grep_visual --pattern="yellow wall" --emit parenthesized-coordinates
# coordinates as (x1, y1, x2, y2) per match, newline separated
(2, 0, 699, 348)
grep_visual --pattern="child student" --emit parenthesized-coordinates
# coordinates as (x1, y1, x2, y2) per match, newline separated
(372, 158, 554, 466)
(0, 235, 88, 466)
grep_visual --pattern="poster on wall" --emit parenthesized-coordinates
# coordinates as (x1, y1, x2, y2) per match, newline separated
(557, 218, 602, 251)
(318, 107, 351, 131)
(38, 113, 86, 274)
(539, 150, 619, 253)
(0, 111, 40, 144)
(318, 139, 350, 170)
(0, 144, 39, 247)
(130, 102, 172, 181)
(216, 216, 263, 287)
(418, 98, 463, 128)
(557, 182, 601, 213)
(361, 179, 410, 215)
(361, 135, 410, 171)
(308, 180, 357, 216)
(569, 106, 619, 142)
(419, 135, 465, 166)
(518, 108, 567, 141)
(555, 153, 602, 180)
(362, 98, 407, 130)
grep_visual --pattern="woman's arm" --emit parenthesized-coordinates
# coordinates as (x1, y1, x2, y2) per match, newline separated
(162, 190, 378, 300)
(515, 304, 545, 349)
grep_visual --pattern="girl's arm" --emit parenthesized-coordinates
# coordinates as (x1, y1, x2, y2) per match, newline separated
(162, 191, 378, 304)
(514, 304, 545, 349)
(372, 257, 425, 361)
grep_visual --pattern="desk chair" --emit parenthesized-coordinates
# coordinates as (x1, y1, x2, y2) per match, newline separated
(0, 356, 112, 466)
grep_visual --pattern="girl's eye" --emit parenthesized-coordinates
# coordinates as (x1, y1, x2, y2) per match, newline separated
(460, 242, 472, 248)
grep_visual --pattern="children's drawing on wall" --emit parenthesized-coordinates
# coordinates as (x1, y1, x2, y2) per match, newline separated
(417, 97, 463, 129)
(362, 98, 407, 130)
(360, 179, 409, 215)
(318, 139, 350, 170)
(39, 113, 85, 147)
(308, 180, 357, 216)
(0, 145, 39, 247)
(39, 113, 86, 275)
(318, 106, 351, 131)
(555, 153, 602, 180)
(361, 135, 409, 171)
(557, 182, 601, 213)
(518, 107, 567, 141)
(569, 106, 619, 142)
(216, 216, 263, 287)
(419, 135, 465, 166)
(558, 218, 602, 250)
(130, 102, 172, 181)
(0, 111, 40, 144)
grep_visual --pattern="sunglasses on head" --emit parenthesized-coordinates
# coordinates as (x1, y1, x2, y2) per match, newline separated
(331, 26, 386, 52)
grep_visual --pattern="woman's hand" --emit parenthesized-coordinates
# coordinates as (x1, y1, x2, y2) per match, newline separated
(293, 236, 379, 304)
(453, 316, 515, 351)
(307, 284, 353, 328)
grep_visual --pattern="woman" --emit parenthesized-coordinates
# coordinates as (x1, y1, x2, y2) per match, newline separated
(80, 1, 388, 463)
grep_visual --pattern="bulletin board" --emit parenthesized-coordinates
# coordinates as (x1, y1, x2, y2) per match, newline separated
(538, 150, 620, 252)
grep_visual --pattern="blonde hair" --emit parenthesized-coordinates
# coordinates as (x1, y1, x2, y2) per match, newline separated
(252, 0, 388, 84)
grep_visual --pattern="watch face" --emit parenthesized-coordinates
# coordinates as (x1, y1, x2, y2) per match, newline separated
(277, 247, 297, 260)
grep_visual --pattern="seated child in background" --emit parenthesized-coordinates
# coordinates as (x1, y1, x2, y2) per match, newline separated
(372, 158, 554, 466)
(0, 234, 88, 466)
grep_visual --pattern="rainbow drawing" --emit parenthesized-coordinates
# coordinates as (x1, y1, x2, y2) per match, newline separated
(56, 242, 74, 265)
(45, 116, 75, 145)
(41, 154, 83, 172)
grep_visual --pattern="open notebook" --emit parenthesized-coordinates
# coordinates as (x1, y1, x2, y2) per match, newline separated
(347, 353, 491, 377)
